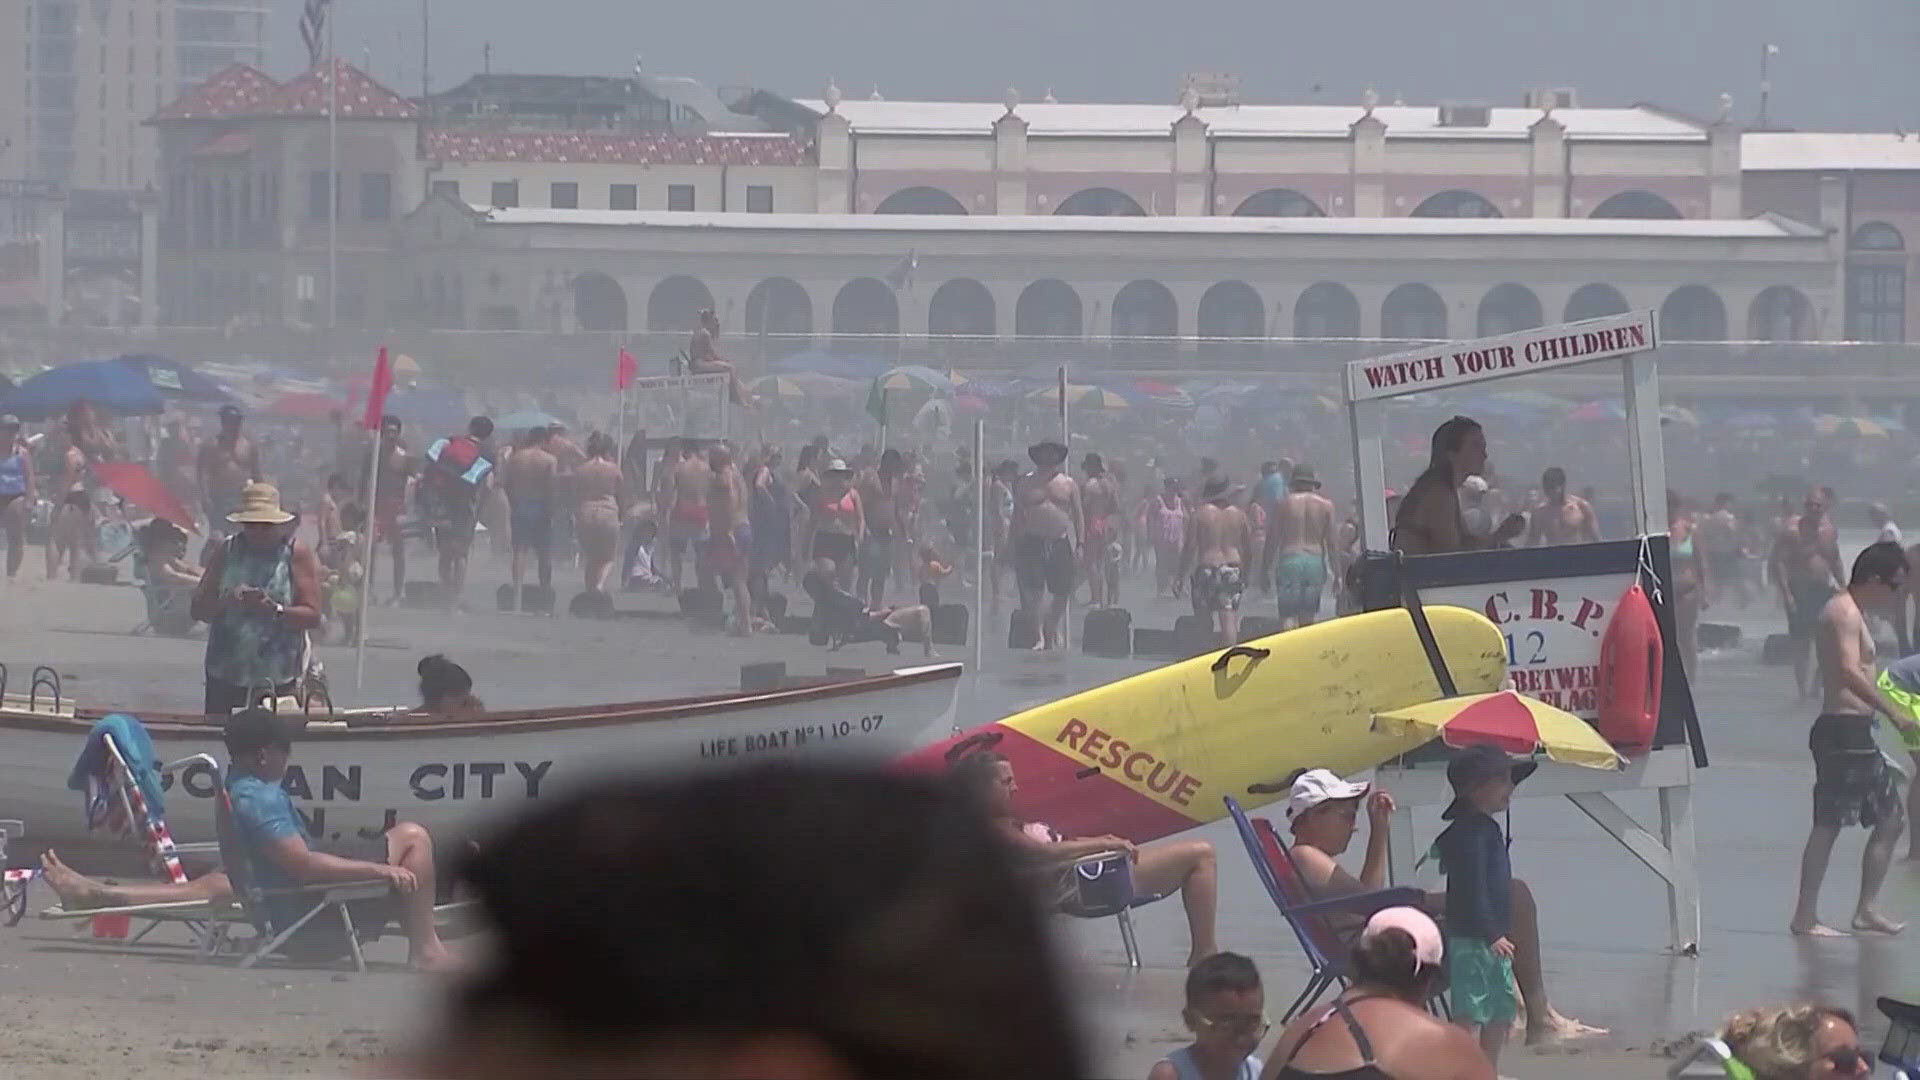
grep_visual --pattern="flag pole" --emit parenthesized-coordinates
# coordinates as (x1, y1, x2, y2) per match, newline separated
(353, 425, 379, 691)
(1058, 364, 1070, 650)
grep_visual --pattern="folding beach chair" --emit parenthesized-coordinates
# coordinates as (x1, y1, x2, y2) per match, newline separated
(1222, 796, 1434, 1022)
(210, 766, 391, 973)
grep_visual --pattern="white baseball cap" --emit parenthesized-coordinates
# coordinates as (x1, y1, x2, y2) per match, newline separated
(1284, 768, 1371, 821)
(1361, 906, 1444, 968)
(1460, 475, 1489, 495)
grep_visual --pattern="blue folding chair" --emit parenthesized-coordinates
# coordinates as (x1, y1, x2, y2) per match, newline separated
(1223, 795, 1437, 1022)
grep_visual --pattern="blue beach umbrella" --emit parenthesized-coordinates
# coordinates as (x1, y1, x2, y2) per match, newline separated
(110, 353, 235, 404)
(2, 360, 164, 419)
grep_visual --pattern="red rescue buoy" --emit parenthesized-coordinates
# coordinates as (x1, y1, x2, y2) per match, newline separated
(1596, 581, 1663, 757)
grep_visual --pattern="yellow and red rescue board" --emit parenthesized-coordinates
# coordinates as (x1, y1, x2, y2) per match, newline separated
(899, 606, 1507, 843)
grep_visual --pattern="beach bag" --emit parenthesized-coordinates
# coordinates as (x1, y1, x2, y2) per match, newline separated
(1062, 852, 1135, 915)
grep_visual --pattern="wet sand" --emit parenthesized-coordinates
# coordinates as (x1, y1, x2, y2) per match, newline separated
(2, 547, 1917, 1078)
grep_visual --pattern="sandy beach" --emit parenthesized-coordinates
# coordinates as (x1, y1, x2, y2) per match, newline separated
(1, 547, 1917, 1079)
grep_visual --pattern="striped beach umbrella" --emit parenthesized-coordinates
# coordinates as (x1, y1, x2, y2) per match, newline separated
(1371, 690, 1624, 770)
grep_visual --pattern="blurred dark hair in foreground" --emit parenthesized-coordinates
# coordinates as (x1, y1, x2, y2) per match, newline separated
(391, 764, 1086, 1079)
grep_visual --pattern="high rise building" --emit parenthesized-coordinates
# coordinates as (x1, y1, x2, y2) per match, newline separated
(0, 0, 266, 193)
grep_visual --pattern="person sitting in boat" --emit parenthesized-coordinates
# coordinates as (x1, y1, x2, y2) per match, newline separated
(800, 558, 933, 657)
(949, 750, 1221, 967)
(419, 654, 486, 720)
(223, 707, 453, 970)
(1268, 767, 1603, 1044)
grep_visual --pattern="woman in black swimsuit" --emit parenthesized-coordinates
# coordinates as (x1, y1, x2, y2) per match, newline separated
(1264, 907, 1493, 1080)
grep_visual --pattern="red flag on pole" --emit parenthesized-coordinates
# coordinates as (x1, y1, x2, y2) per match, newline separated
(616, 346, 637, 390)
(361, 346, 393, 430)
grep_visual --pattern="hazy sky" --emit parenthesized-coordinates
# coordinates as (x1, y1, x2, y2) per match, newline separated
(273, 0, 1917, 131)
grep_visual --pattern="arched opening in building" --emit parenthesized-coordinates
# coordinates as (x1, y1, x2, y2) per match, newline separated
(1658, 285, 1727, 342)
(928, 278, 996, 338)
(1197, 281, 1266, 361)
(744, 277, 813, 359)
(1410, 190, 1502, 218)
(832, 277, 900, 356)
(1055, 188, 1146, 216)
(1563, 283, 1630, 323)
(1294, 283, 1360, 338)
(1110, 279, 1177, 362)
(1589, 190, 1682, 219)
(1233, 189, 1325, 217)
(874, 186, 968, 215)
(574, 271, 630, 332)
(1476, 284, 1543, 337)
(1014, 279, 1083, 338)
(1847, 222, 1906, 342)
(1380, 283, 1448, 340)
(644, 275, 711, 333)
(1747, 285, 1813, 342)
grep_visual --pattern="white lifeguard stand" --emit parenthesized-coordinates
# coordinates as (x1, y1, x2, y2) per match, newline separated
(1343, 311, 1703, 955)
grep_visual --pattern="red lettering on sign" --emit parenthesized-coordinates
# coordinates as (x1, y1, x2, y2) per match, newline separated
(1484, 591, 1511, 624)
(1626, 324, 1647, 348)
(1170, 774, 1201, 807)
(1055, 721, 1205, 804)
(1102, 739, 1128, 770)
(1529, 588, 1561, 622)
(1123, 752, 1152, 782)
(1058, 719, 1088, 749)
(1570, 597, 1607, 631)
(1082, 728, 1110, 758)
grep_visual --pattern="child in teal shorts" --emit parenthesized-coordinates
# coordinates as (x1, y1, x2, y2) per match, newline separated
(1434, 744, 1538, 1072)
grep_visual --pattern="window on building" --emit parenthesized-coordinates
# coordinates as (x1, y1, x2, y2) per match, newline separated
(431, 179, 460, 201)
(1847, 265, 1906, 343)
(361, 172, 391, 220)
(307, 170, 334, 221)
(745, 185, 774, 213)
(549, 181, 578, 209)
(610, 183, 637, 211)
(490, 180, 519, 209)
(667, 184, 696, 212)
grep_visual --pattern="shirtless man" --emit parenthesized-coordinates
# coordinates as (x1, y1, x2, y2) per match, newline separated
(688, 308, 756, 407)
(1182, 477, 1254, 647)
(1272, 463, 1336, 629)
(1790, 541, 1914, 936)
(1699, 493, 1749, 610)
(1525, 467, 1599, 547)
(547, 422, 584, 566)
(1010, 441, 1081, 651)
(705, 444, 753, 635)
(1393, 417, 1526, 556)
(858, 449, 904, 608)
(1772, 495, 1845, 700)
(369, 416, 414, 603)
(197, 404, 261, 556)
(501, 426, 558, 607)
(1079, 453, 1122, 609)
(662, 440, 711, 592)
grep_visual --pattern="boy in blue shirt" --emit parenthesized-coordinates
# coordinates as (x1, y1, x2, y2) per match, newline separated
(1433, 744, 1537, 1071)
(1148, 952, 1266, 1080)
(223, 708, 452, 969)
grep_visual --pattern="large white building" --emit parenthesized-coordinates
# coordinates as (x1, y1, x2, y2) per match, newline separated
(133, 63, 1916, 357)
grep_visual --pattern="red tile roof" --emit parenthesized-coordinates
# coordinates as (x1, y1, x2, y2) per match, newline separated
(151, 64, 282, 122)
(269, 60, 419, 120)
(151, 60, 417, 123)
(192, 130, 254, 157)
(421, 129, 814, 166)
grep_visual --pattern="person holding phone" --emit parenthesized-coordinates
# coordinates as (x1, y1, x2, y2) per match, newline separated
(192, 483, 322, 716)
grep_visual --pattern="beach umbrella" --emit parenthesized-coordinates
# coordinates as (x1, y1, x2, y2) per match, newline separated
(1, 360, 164, 419)
(1814, 415, 1889, 438)
(89, 461, 198, 533)
(1659, 405, 1699, 427)
(749, 375, 810, 403)
(1371, 691, 1624, 770)
(874, 365, 954, 394)
(264, 391, 348, 421)
(496, 408, 566, 431)
(110, 354, 234, 404)
(1131, 379, 1195, 411)
(1028, 383, 1133, 410)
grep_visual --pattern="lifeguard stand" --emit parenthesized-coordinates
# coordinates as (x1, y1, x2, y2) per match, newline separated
(1343, 311, 1708, 954)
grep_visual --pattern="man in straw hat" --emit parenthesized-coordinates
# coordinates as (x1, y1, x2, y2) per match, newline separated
(1010, 440, 1081, 651)
(1181, 476, 1252, 647)
(1272, 462, 1336, 630)
(191, 482, 322, 716)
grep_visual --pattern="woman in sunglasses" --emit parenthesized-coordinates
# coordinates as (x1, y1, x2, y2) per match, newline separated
(1719, 1004, 1872, 1079)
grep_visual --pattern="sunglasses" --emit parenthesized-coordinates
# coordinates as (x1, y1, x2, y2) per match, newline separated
(1822, 1046, 1869, 1073)
(1193, 1013, 1271, 1039)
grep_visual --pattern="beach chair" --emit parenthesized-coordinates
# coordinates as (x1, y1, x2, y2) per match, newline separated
(1663, 1037, 1747, 1078)
(209, 769, 391, 973)
(1222, 796, 1433, 1022)
(36, 732, 234, 950)
(1054, 850, 1169, 969)
(1880, 996, 1920, 1080)
(2, 820, 31, 927)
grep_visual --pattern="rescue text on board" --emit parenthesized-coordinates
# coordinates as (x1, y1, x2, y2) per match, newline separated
(1055, 719, 1203, 806)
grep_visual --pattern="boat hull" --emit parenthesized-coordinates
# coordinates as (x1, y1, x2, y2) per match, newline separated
(0, 664, 961, 847)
